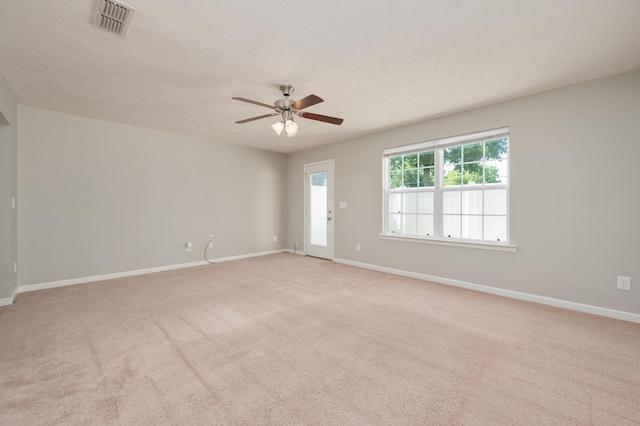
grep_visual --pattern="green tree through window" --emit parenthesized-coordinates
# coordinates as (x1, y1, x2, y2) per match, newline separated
(443, 138, 507, 185)
(389, 150, 435, 189)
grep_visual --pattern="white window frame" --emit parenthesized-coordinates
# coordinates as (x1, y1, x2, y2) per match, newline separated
(381, 127, 516, 252)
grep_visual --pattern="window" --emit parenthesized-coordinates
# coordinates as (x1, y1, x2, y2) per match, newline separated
(383, 128, 509, 245)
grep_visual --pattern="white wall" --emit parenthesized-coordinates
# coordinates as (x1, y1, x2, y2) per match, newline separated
(0, 72, 17, 302)
(287, 70, 640, 315)
(18, 106, 287, 286)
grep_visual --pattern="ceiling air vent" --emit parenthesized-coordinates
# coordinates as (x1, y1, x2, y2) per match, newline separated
(92, 0, 135, 37)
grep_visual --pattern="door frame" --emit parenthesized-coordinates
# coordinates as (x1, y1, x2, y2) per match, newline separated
(303, 159, 335, 260)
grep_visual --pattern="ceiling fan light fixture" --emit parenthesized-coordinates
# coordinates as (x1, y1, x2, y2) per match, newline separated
(271, 121, 284, 135)
(285, 119, 298, 136)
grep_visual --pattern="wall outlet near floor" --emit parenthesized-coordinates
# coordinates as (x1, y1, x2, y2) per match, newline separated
(185, 242, 193, 251)
(208, 234, 214, 248)
(617, 276, 631, 291)
(356, 243, 361, 251)
(273, 235, 278, 242)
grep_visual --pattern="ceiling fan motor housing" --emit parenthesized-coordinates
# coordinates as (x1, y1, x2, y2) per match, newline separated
(274, 99, 291, 110)
(279, 85, 294, 97)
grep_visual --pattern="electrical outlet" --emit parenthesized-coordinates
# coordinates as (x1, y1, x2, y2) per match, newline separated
(617, 276, 631, 291)
(356, 243, 361, 251)
(273, 235, 278, 242)
(185, 242, 193, 251)
(208, 234, 213, 248)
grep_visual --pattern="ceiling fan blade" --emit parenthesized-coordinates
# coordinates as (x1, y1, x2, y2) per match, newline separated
(232, 97, 276, 110)
(290, 94, 323, 111)
(235, 113, 278, 124)
(299, 112, 344, 125)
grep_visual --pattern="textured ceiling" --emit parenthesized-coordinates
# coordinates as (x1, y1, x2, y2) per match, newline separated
(1, 1, 639, 153)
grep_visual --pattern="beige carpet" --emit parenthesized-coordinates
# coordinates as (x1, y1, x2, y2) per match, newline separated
(1, 253, 639, 425)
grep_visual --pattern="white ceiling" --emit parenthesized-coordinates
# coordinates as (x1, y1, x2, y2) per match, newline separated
(1, 1, 639, 153)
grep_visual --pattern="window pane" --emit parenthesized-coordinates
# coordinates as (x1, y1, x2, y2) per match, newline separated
(403, 214, 417, 235)
(463, 142, 483, 162)
(388, 214, 401, 234)
(388, 193, 401, 214)
(418, 214, 434, 236)
(461, 215, 483, 240)
(384, 131, 509, 243)
(484, 189, 507, 215)
(443, 167, 462, 186)
(443, 191, 461, 214)
(390, 156, 403, 171)
(461, 190, 482, 214)
(419, 167, 434, 187)
(484, 160, 507, 184)
(419, 151, 434, 167)
(484, 216, 507, 241)
(389, 170, 402, 189)
(402, 193, 418, 214)
(443, 215, 461, 238)
(404, 169, 418, 187)
(404, 154, 418, 169)
(444, 146, 461, 165)
(462, 163, 482, 185)
(486, 139, 508, 160)
(418, 192, 434, 213)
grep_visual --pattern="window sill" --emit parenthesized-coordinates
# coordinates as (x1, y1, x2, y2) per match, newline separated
(378, 234, 517, 252)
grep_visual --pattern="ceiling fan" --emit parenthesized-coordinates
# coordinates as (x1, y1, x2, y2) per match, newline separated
(232, 85, 343, 137)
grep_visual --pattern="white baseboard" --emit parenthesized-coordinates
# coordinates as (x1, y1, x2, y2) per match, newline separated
(18, 249, 288, 294)
(0, 286, 18, 307)
(333, 257, 640, 324)
(285, 248, 306, 256)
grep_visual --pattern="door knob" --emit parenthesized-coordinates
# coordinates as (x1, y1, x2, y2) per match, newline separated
(327, 217, 332, 221)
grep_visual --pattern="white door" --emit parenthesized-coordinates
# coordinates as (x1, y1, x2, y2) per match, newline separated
(304, 160, 334, 260)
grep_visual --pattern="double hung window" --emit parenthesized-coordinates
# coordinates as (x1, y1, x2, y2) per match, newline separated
(383, 128, 509, 244)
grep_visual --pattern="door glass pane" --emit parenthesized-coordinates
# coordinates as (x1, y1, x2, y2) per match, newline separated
(310, 171, 327, 246)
